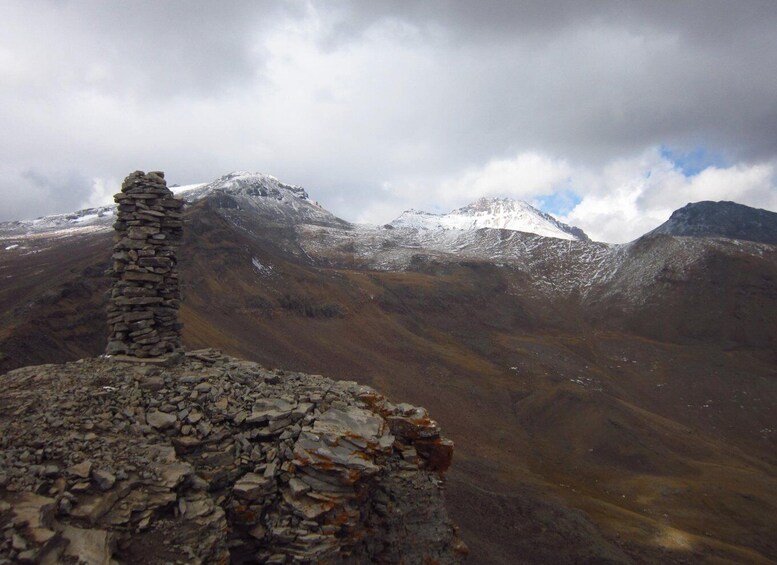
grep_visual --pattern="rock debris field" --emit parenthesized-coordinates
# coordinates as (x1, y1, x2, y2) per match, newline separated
(0, 349, 465, 564)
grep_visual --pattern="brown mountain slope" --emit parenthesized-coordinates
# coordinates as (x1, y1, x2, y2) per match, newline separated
(0, 231, 111, 369)
(585, 234, 777, 350)
(1, 199, 776, 563)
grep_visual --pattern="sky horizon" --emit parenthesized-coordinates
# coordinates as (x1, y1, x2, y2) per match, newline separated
(2, 1, 776, 243)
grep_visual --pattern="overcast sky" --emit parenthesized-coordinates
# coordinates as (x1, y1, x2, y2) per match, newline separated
(1, 1, 776, 242)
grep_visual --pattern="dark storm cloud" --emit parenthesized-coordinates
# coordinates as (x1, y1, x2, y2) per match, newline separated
(326, 0, 777, 162)
(330, 0, 777, 44)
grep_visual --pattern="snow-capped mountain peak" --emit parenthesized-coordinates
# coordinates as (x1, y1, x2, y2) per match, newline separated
(0, 172, 344, 240)
(169, 171, 348, 229)
(391, 197, 589, 241)
(181, 171, 310, 203)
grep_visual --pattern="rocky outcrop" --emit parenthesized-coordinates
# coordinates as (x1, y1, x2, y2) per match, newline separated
(106, 171, 184, 358)
(647, 200, 777, 244)
(0, 350, 465, 564)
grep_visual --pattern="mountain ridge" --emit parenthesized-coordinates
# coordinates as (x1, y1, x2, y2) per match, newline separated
(1, 173, 596, 242)
(5, 172, 776, 247)
(0, 171, 346, 238)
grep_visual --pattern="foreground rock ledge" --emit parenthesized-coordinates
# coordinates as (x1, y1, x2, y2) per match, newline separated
(0, 350, 466, 564)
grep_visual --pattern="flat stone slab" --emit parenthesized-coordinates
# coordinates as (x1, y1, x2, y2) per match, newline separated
(234, 472, 274, 501)
(109, 354, 181, 366)
(246, 398, 297, 425)
(292, 406, 395, 481)
(146, 410, 177, 430)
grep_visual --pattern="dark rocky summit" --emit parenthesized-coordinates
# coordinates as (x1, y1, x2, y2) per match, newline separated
(647, 200, 777, 244)
(107, 171, 184, 358)
(0, 349, 464, 563)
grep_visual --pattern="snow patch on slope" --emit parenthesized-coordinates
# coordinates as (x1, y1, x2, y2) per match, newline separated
(298, 221, 616, 296)
(170, 183, 207, 196)
(252, 257, 274, 275)
(0, 205, 116, 239)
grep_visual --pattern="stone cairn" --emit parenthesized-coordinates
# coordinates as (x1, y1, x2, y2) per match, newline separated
(106, 171, 184, 358)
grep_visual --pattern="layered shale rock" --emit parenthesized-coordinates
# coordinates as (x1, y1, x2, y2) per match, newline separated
(0, 350, 465, 564)
(106, 171, 184, 358)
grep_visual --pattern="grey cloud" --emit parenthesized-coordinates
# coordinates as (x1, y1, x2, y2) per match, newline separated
(1, 1, 776, 231)
(323, 0, 777, 163)
(6, 0, 295, 99)
(329, 1, 777, 44)
(0, 169, 92, 222)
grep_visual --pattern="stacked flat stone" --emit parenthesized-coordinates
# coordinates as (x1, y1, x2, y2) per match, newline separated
(106, 170, 184, 358)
